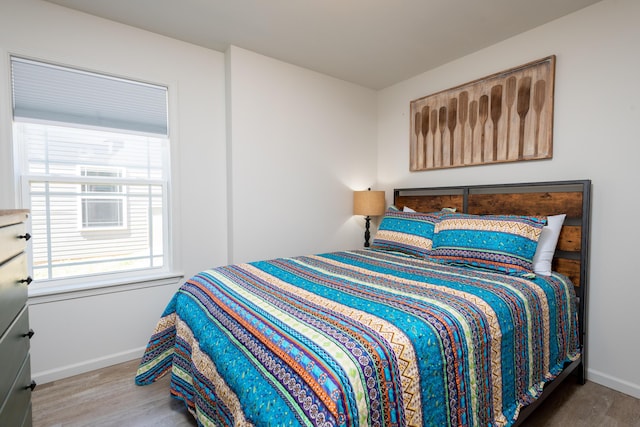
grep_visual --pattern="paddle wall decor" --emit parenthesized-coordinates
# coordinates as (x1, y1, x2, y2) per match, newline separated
(409, 55, 555, 171)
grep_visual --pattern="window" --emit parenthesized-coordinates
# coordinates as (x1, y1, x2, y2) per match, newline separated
(11, 57, 170, 284)
(79, 166, 126, 229)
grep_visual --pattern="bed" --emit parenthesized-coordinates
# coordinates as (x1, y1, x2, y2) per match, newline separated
(135, 180, 591, 427)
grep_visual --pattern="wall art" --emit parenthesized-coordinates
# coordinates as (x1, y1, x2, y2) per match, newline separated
(410, 56, 555, 171)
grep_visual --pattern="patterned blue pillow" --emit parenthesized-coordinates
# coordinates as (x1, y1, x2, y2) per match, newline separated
(371, 209, 443, 257)
(430, 213, 546, 276)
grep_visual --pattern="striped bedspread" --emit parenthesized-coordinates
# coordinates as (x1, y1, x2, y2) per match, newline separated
(135, 249, 580, 427)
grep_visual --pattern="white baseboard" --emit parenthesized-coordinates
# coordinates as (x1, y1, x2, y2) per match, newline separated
(32, 346, 146, 385)
(588, 368, 640, 399)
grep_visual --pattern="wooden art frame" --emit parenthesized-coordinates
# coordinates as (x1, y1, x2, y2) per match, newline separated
(410, 56, 555, 171)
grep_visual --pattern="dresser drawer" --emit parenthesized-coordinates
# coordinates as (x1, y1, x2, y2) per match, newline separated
(21, 403, 32, 427)
(0, 254, 29, 334)
(0, 354, 32, 427)
(0, 221, 28, 264)
(0, 307, 31, 406)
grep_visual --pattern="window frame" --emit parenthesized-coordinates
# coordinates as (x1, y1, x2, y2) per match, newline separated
(10, 56, 173, 290)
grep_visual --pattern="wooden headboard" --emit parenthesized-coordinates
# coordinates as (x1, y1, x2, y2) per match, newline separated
(394, 180, 591, 350)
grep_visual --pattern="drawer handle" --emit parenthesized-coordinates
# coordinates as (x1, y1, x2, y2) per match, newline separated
(19, 276, 33, 286)
(23, 329, 35, 339)
(26, 380, 37, 392)
(18, 233, 32, 241)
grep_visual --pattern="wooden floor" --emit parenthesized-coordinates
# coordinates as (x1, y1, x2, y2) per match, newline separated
(32, 359, 640, 427)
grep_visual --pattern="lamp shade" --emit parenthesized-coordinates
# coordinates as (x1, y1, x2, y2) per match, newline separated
(353, 190, 386, 216)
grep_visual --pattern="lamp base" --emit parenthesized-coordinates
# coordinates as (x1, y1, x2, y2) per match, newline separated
(364, 216, 372, 247)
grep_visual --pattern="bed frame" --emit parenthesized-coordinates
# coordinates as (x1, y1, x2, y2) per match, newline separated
(393, 179, 591, 424)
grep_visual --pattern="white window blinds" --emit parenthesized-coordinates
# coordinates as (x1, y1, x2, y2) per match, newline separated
(11, 57, 168, 136)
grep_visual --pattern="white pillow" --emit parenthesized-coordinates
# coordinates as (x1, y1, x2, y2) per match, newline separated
(532, 214, 566, 276)
(403, 206, 416, 212)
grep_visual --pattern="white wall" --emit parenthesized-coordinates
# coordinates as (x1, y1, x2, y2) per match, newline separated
(226, 46, 378, 263)
(377, 0, 640, 398)
(0, 0, 227, 382)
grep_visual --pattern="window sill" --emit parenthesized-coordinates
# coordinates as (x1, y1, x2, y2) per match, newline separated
(27, 271, 185, 305)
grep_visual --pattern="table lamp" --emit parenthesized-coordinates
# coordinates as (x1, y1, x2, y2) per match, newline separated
(353, 188, 386, 247)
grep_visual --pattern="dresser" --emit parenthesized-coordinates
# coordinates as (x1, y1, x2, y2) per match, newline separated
(0, 210, 34, 427)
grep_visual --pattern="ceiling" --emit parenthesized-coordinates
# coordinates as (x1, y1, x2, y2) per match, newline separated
(44, 0, 601, 89)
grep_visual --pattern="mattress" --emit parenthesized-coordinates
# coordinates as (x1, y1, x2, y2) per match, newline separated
(136, 249, 580, 427)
